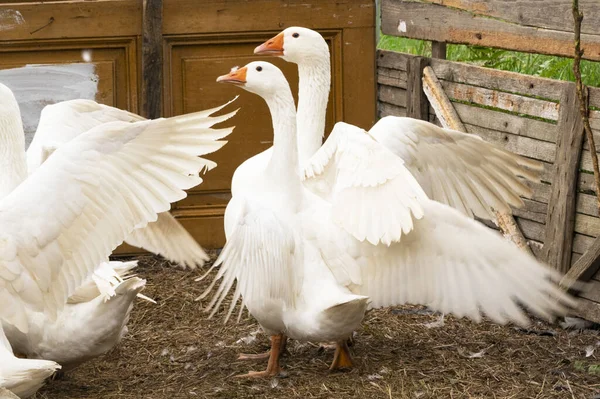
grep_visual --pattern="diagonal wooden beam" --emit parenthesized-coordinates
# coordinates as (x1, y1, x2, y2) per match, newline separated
(421, 66, 533, 256)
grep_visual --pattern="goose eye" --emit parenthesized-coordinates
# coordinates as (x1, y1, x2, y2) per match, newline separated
(256, 66, 263, 72)
(292, 33, 299, 38)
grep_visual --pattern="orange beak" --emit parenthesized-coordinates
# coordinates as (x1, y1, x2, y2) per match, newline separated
(254, 32, 285, 56)
(216, 67, 247, 85)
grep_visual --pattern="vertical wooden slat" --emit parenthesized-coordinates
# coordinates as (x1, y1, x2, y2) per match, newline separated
(542, 83, 585, 273)
(406, 56, 429, 120)
(141, 0, 163, 119)
(431, 41, 447, 59)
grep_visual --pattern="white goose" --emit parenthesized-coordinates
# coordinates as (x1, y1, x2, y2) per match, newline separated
(26, 100, 209, 269)
(254, 27, 542, 221)
(209, 62, 575, 377)
(0, 82, 236, 395)
(2, 260, 151, 373)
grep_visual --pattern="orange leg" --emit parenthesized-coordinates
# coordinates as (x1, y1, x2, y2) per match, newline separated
(237, 334, 287, 361)
(235, 334, 285, 378)
(329, 340, 353, 371)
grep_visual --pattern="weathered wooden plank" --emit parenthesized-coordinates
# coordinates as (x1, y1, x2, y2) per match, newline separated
(512, 199, 548, 224)
(464, 124, 556, 163)
(561, 234, 600, 290)
(430, 58, 566, 101)
(381, 0, 600, 61)
(163, 0, 375, 34)
(575, 213, 600, 237)
(441, 81, 560, 120)
(543, 84, 585, 273)
(141, 0, 163, 119)
(574, 233, 594, 254)
(579, 279, 600, 304)
(377, 49, 409, 71)
(576, 192, 600, 218)
(516, 218, 545, 243)
(417, 0, 600, 37)
(0, 0, 142, 41)
(378, 102, 407, 118)
(574, 300, 600, 323)
(406, 56, 429, 120)
(454, 103, 558, 143)
(378, 85, 407, 108)
(590, 87, 600, 108)
(377, 67, 408, 89)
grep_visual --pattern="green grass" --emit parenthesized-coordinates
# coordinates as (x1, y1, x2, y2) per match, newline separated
(378, 35, 600, 87)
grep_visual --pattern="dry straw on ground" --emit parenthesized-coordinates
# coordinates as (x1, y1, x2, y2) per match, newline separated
(37, 253, 600, 399)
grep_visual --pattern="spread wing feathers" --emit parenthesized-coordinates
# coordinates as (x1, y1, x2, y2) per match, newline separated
(351, 200, 577, 327)
(0, 102, 237, 332)
(67, 260, 139, 304)
(200, 198, 299, 323)
(27, 96, 239, 174)
(368, 116, 543, 220)
(303, 122, 428, 246)
(124, 212, 209, 269)
(27, 99, 146, 174)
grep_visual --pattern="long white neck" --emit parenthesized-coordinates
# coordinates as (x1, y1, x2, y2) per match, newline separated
(296, 56, 330, 163)
(0, 105, 27, 200)
(263, 88, 301, 193)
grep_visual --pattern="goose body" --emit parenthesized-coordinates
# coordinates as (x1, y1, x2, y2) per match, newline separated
(211, 61, 576, 375)
(2, 261, 146, 372)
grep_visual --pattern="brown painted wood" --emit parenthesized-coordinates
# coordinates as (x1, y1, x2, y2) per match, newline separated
(406, 56, 429, 120)
(0, 0, 141, 41)
(381, 0, 600, 61)
(142, 0, 163, 119)
(543, 84, 585, 273)
(431, 41, 446, 59)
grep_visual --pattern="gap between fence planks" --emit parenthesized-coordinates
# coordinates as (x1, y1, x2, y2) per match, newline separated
(421, 66, 534, 257)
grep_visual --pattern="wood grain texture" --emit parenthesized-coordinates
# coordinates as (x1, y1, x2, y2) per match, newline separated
(431, 41, 446, 59)
(429, 58, 566, 101)
(163, 0, 375, 34)
(142, 0, 163, 119)
(418, 0, 600, 36)
(573, 299, 600, 323)
(381, 0, 600, 61)
(543, 84, 585, 273)
(377, 49, 409, 71)
(406, 56, 429, 120)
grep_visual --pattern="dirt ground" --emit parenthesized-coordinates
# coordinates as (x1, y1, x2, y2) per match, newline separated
(37, 253, 600, 399)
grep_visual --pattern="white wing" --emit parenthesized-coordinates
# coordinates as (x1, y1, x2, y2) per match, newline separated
(27, 100, 216, 269)
(67, 260, 139, 304)
(340, 200, 576, 326)
(0, 102, 237, 333)
(26, 99, 145, 174)
(201, 197, 299, 323)
(124, 212, 208, 269)
(369, 117, 543, 220)
(303, 122, 428, 246)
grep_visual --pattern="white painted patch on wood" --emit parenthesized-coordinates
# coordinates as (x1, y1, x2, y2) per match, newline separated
(0, 9, 25, 31)
(398, 20, 407, 33)
(0, 63, 98, 147)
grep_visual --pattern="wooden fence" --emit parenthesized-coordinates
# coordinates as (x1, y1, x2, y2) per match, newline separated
(380, 0, 600, 322)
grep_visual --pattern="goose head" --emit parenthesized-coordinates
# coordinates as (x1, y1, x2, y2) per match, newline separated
(254, 27, 329, 64)
(216, 62, 289, 97)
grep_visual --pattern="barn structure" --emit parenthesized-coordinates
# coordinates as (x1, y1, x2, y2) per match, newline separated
(1, 0, 599, 322)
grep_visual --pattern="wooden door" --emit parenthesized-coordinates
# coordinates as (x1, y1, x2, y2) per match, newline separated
(0, 0, 376, 250)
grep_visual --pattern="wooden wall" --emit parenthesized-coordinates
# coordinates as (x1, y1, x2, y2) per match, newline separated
(378, 49, 600, 321)
(0, 0, 377, 250)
